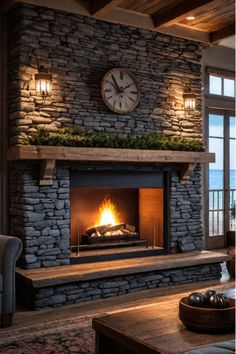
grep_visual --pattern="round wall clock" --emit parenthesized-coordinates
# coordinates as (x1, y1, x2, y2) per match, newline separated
(101, 68, 141, 114)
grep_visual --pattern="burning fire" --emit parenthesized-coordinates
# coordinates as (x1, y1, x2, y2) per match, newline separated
(98, 196, 120, 226)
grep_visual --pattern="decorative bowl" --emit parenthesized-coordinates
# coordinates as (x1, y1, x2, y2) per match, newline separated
(179, 297, 235, 333)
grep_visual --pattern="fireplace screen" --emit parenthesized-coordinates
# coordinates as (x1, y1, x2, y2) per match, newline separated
(70, 187, 164, 255)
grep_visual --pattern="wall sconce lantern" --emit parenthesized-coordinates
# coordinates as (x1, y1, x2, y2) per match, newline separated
(35, 66, 52, 99)
(183, 86, 197, 111)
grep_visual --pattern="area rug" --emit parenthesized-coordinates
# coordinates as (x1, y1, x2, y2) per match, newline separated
(0, 314, 98, 354)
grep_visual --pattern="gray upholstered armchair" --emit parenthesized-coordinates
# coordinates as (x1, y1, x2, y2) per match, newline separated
(0, 235, 22, 327)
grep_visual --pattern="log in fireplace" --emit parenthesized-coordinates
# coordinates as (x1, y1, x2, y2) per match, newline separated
(70, 169, 170, 261)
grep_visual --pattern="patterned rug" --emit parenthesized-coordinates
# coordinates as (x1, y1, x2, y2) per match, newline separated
(0, 314, 97, 354)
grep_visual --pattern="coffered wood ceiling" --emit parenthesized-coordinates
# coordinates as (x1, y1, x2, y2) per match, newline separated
(0, 0, 235, 45)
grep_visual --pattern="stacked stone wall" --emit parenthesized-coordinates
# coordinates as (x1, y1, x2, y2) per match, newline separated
(8, 4, 202, 145)
(10, 162, 70, 268)
(170, 165, 203, 252)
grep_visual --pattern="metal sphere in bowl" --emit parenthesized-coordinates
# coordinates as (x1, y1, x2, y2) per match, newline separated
(204, 289, 216, 305)
(209, 293, 229, 309)
(188, 292, 205, 307)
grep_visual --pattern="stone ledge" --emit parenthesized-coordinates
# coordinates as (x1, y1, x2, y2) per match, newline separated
(16, 250, 229, 289)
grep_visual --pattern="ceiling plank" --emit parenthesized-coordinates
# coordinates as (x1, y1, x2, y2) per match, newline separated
(209, 23, 235, 43)
(152, 0, 216, 28)
(0, 0, 17, 14)
(101, 7, 209, 43)
(91, 0, 124, 17)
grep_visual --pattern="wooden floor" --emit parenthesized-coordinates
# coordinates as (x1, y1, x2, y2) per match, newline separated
(1, 278, 234, 334)
(16, 250, 229, 288)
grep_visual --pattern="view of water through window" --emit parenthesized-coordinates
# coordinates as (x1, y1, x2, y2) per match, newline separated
(209, 114, 236, 236)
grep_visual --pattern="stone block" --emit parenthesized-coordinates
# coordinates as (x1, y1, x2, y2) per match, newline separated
(180, 242, 196, 253)
(23, 254, 38, 264)
(36, 294, 66, 308)
(100, 282, 119, 289)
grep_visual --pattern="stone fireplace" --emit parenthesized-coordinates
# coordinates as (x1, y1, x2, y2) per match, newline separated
(10, 158, 205, 269)
(5, 3, 227, 309)
(3, 4, 227, 308)
(7, 3, 206, 270)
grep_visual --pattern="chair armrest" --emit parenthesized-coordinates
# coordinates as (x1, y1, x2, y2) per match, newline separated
(0, 235, 22, 314)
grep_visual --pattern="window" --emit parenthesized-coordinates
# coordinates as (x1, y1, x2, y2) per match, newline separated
(209, 75, 222, 95)
(208, 114, 224, 236)
(229, 116, 236, 231)
(209, 73, 235, 98)
(207, 111, 236, 247)
(205, 67, 235, 250)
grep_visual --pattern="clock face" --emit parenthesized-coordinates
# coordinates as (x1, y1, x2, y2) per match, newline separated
(101, 68, 141, 114)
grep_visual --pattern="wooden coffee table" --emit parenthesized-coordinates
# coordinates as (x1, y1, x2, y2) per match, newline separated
(93, 286, 235, 354)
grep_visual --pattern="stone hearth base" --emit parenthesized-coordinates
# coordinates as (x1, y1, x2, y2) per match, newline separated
(16, 251, 228, 310)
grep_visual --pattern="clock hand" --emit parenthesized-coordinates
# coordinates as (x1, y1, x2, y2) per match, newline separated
(123, 82, 135, 90)
(111, 74, 120, 91)
(107, 81, 118, 90)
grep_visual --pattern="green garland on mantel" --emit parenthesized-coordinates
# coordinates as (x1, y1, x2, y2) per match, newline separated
(27, 128, 205, 152)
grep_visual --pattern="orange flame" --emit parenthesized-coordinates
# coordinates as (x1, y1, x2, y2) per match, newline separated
(97, 196, 119, 226)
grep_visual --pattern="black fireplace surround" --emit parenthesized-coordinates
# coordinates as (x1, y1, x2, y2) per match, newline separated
(69, 167, 170, 263)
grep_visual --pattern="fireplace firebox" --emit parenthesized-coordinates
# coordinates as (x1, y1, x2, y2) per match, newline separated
(70, 169, 170, 262)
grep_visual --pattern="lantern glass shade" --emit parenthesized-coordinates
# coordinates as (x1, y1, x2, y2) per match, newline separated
(35, 73, 52, 97)
(183, 92, 197, 111)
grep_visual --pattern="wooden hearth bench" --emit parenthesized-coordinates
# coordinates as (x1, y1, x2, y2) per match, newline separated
(7, 145, 215, 185)
(16, 251, 230, 310)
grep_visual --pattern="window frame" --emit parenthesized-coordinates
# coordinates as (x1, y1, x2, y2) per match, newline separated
(203, 67, 235, 250)
(205, 109, 236, 249)
(206, 66, 235, 102)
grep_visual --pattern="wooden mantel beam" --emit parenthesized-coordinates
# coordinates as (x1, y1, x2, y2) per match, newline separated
(152, 0, 216, 28)
(209, 23, 235, 44)
(6, 146, 215, 164)
(6, 146, 215, 185)
(90, 0, 123, 17)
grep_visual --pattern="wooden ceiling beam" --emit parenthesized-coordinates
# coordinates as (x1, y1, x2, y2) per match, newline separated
(152, 0, 216, 28)
(0, 0, 17, 14)
(209, 23, 235, 43)
(90, 0, 123, 17)
(158, 24, 209, 44)
(15, 0, 90, 16)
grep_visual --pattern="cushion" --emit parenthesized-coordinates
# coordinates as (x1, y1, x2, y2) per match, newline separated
(183, 339, 235, 354)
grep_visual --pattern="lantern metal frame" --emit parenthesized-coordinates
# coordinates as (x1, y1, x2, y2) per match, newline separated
(35, 66, 52, 99)
(183, 86, 197, 111)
